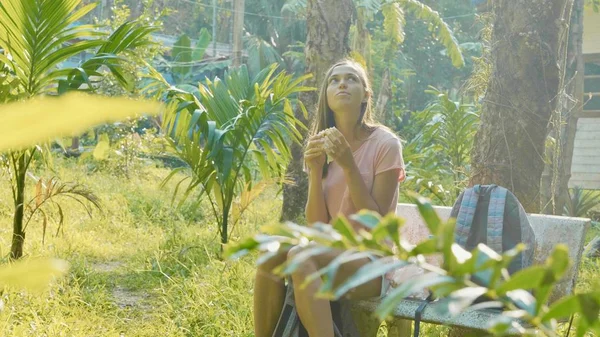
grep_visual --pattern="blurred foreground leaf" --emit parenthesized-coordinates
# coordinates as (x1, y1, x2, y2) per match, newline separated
(0, 258, 69, 291)
(0, 92, 162, 152)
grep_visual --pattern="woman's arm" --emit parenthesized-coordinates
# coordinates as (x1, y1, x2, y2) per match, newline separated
(343, 163, 400, 215)
(305, 169, 330, 225)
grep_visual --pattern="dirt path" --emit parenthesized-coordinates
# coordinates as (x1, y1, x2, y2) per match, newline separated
(91, 261, 151, 310)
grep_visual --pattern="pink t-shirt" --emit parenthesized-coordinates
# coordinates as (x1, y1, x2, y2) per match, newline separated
(323, 127, 405, 221)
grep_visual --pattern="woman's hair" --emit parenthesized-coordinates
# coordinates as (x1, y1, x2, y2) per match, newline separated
(306, 59, 382, 177)
(309, 58, 379, 138)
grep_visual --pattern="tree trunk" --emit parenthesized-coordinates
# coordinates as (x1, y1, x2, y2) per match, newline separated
(10, 153, 27, 260)
(541, 0, 584, 215)
(374, 68, 392, 125)
(470, 0, 574, 213)
(280, 0, 354, 222)
(232, 0, 245, 67)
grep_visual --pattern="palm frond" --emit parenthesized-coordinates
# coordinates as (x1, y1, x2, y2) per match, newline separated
(246, 36, 284, 78)
(0, 0, 101, 95)
(564, 187, 600, 218)
(163, 65, 314, 243)
(382, 2, 406, 44)
(397, 0, 464, 68)
(23, 177, 102, 242)
(192, 28, 212, 61)
(67, 21, 159, 91)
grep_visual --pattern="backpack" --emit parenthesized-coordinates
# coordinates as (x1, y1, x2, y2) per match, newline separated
(412, 185, 537, 337)
(451, 184, 536, 274)
(272, 279, 361, 337)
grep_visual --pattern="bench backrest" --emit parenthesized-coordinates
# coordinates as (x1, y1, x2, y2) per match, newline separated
(396, 203, 591, 301)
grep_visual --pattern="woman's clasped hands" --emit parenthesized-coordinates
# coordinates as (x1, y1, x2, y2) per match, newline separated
(304, 127, 354, 171)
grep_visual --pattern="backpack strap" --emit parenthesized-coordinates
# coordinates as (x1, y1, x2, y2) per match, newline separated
(454, 185, 479, 247)
(487, 186, 507, 254)
(413, 292, 435, 337)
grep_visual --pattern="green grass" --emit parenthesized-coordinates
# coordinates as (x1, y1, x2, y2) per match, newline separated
(0, 155, 598, 336)
(0, 155, 274, 336)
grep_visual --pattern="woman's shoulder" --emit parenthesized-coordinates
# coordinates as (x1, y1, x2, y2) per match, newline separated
(371, 126, 401, 143)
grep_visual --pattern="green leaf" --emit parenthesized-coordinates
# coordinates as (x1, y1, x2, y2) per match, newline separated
(542, 294, 583, 322)
(92, 134, 111, 160)
(349, 210, 381, 229)
(375, 273, 455, 319)
(470, 244, 503, 287)
(314, 251, 377, 298)
(332, 217, 359, 246)
(192, 27, 212, 61)
(333, 258, 408, 299)
(370, 214, 405, 248)
(172, 34, 193, 77)
(276, 246, 333, 276)
(504, 290, 537, 316)
(496, 266, 547, 295)
(0, 258, 69, 291)
(545, 244, 570, 281)
(0, 93, 161, 152)
(382, 2, 405, 44)
(406, 191, 441, 234)
(433, 287, 488, 316)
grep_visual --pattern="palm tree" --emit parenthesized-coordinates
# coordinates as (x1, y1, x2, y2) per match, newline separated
(0, 0, 157, 259)
(161, 64, 313, 246)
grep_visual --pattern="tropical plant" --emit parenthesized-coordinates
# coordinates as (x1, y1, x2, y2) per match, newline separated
(564, 187, 600, 218)
(0, 93, 160, 291)
(0, 0, 159, 259)
(401, 89, 479, 204)
(245, 36, 285, 78)
(227, 195, 600, 336)
(161, 64, 313, 246)
(170, 28, 215, 86)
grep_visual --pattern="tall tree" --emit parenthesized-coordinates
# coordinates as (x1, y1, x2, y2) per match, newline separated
(280, 0, 354, 222)
(470, 0, 575, 213)
(280, 0, 466, 221)
(541, 0, 585, 215)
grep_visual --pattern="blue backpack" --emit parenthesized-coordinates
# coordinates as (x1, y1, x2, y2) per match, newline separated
(450, 184, 536, 274)
(413, 185, 537, 337)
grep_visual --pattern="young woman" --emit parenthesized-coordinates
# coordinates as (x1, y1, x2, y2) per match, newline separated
(254, 59, 405, 337)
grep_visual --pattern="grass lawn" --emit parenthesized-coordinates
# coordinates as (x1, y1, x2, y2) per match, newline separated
(0, 156, 597, 336)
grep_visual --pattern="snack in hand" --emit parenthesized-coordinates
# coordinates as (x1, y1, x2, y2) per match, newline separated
(316, 127, 337, 163)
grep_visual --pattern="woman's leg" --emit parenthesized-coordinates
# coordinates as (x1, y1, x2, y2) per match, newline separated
(288, 246, 382, 337)
(254, 250, 288, 337)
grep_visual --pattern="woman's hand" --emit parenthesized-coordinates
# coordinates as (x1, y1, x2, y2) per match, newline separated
(322, 128, 355, 171)
(304, 134, 326, 172)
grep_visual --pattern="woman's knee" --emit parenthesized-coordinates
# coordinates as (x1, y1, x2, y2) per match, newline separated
(287, 245, 317, 279)
(257, 249, 288, 274)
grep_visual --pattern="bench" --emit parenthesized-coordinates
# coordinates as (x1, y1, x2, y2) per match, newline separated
(352, 203, 591, 336)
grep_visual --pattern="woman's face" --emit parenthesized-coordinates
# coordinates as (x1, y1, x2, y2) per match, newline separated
(326, 64, 367, 118)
